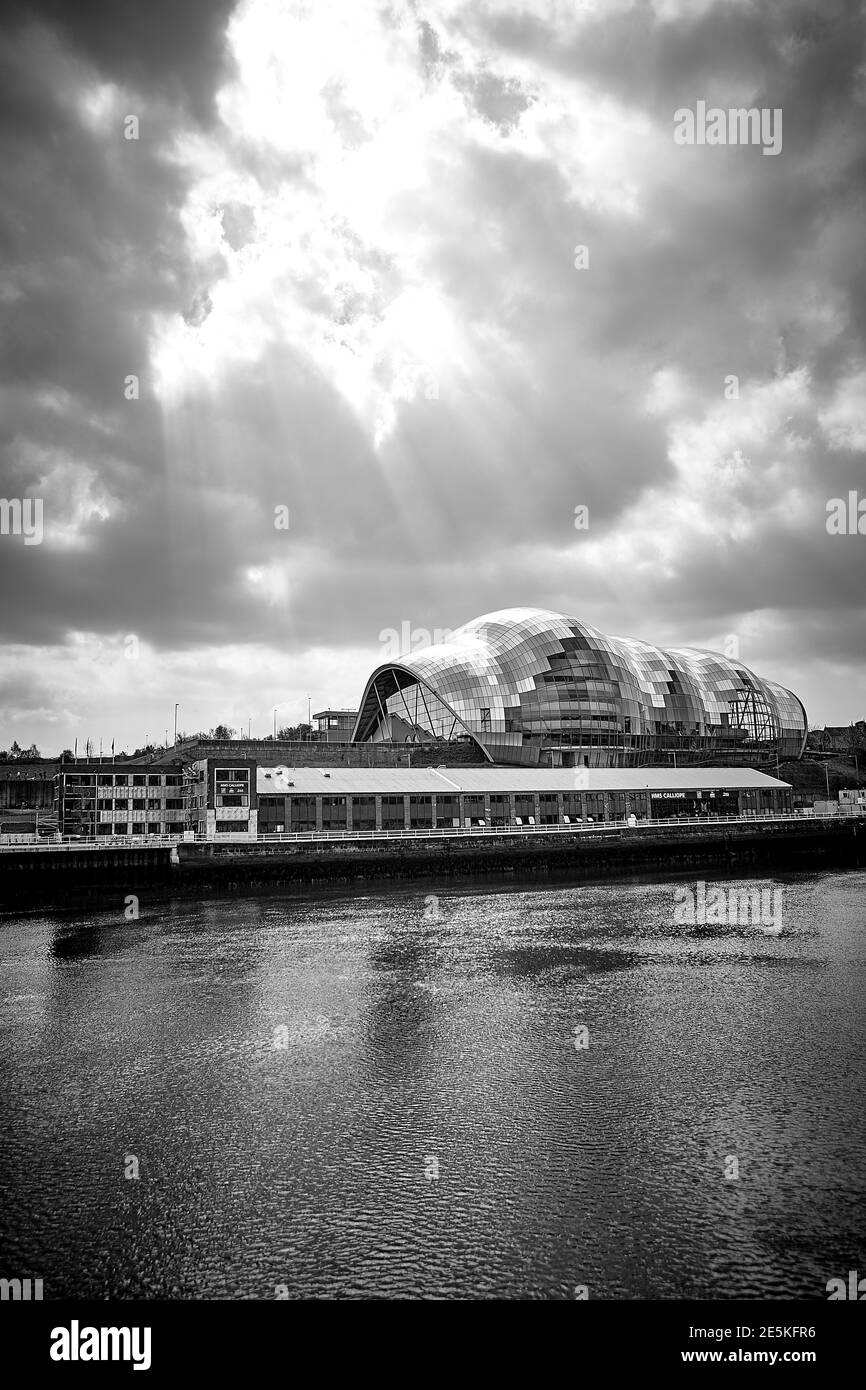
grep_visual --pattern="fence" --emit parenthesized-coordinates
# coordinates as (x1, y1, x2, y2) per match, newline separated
(0, 810, 855, 852)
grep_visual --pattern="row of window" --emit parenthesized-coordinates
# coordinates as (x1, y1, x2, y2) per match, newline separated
(95, 798, 185, 810)
(65, 774, 184, 787)
(97, 823, 166, 835)
(254, 789, 784, 831)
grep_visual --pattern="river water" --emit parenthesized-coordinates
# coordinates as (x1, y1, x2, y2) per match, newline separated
(1, 868, 864, 1299)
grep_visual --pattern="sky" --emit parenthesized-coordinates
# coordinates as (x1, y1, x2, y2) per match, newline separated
(0, 0, 864, 753)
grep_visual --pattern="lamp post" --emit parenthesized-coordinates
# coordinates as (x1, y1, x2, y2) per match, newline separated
(307, 694, 312, 740)
(174, 703, 179, 747)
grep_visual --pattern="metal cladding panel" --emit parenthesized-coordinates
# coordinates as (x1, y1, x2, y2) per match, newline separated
(351, 607, 807, 763)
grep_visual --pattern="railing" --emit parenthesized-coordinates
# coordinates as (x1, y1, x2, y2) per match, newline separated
(0, 810, 857, 852)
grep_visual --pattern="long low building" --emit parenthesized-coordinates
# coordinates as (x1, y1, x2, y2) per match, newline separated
(248, 764, 792, 836)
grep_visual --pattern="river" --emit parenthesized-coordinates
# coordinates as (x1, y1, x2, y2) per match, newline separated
(1, 868, 863, 1299)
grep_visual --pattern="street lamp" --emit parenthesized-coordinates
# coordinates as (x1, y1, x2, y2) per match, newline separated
(273, 704, 285, 741)
(307, 694, 312, 739)
(174, 703, 179, 747)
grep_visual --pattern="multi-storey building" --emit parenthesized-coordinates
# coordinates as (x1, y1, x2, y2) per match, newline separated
(55, 764, 188, 837)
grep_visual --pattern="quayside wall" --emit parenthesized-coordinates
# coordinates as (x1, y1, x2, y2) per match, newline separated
(1, 820, 860, 907)
(174, 820, 863, 891)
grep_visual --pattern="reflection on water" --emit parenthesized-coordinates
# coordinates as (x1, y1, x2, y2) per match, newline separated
(0, 869, 864, 1299)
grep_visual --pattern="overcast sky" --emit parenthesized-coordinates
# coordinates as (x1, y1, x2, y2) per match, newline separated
(0, 0, 864, 753)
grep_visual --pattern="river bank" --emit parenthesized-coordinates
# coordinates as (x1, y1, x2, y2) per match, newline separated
(0, 817, 862, 908)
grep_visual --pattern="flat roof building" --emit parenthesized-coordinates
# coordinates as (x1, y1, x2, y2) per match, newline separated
(311, 709, 358, 742)
(255, 764, 791, 835)
(55, 763, 189, 837)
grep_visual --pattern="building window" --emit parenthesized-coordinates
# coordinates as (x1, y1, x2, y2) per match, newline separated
(351, 796, 376, 830)
(114, 823, 129, 835)
(114, 799, 129, 810)
(289, 797, 317, 832)
(409, 796, 433, 827)
(133, 775, 146, 786)
(488, 794, 509, 826)
(321, 796, 348, 830)
(539, 794, 560, 824)
(380, 795, 405, 829)
(462, 795, 485, 826)
(148, 775, 161, 786)
(215, 820, 244, 833)
(435, 795, 459, 827)
(132, 823, 145, 834)
(148, 823, 161, 835)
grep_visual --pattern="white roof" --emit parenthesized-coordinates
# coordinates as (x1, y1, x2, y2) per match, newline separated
(256, 766, 790, 794)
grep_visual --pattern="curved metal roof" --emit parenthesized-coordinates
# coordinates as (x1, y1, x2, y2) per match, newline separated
(353, 607, 807, 762)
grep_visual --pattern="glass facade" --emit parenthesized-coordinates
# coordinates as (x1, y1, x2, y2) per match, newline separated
(352, 608, 807, 767)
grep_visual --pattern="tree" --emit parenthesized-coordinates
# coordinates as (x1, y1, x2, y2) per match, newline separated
(9, 740, 21, 759)
(211, 724, 235, 740)
(276, 724, 316, 741)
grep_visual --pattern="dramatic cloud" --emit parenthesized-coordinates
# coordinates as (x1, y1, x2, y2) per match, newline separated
(0, 0, 864, 751)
